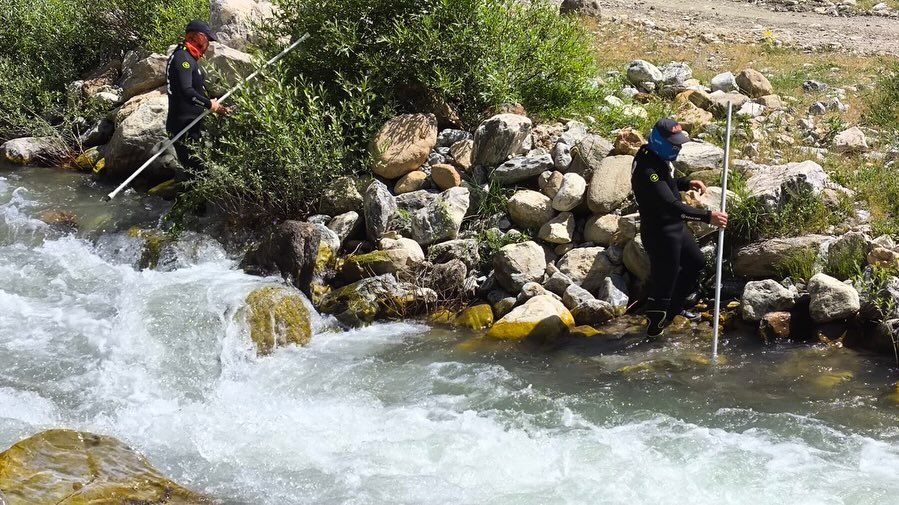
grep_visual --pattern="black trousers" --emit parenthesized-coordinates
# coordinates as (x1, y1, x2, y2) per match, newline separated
(641, 222, 705, 317)
(168, 126, 202, 181)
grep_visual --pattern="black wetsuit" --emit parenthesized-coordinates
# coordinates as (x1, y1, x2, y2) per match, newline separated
(631, 145, 712, 319)
(165, 44, 211, 177)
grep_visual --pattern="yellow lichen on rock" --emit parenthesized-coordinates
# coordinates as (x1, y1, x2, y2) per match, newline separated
(453, 304, 494, 330)
(244, 285, 313, 356)
(486, 296, 574, 341)
(0, 429, 210, 505)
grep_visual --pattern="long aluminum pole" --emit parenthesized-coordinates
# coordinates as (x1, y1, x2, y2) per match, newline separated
(103, 33, 310, 202)
(711, 101, 733, 363)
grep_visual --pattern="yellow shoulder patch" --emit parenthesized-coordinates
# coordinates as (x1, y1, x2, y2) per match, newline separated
(182, 61, 191, 69)
(649, 173, 660, 183)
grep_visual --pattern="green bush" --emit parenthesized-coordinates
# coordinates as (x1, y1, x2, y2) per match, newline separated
(865, 62, 899, 138)
(268, 0, 601, 128)
(0, 0, 208, 139)
(190, 70, 369, 219)
(775, 248, 819, 283)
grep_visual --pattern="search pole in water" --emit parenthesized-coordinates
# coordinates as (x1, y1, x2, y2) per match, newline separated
(103, 33, 310, 202)
(711, 101, 733, 363)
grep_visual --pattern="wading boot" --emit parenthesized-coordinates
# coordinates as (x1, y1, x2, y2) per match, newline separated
(644, 298, 671, 337)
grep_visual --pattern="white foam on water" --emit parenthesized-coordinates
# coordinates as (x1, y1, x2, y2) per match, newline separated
(1, 172, 899, 505)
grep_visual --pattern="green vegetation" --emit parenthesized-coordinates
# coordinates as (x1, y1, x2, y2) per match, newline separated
(0, 0, 207, 139)
(776, 248, 819, 283)
(865, 62, 899, 142)
(824, 236, 869, 281)
(476, 228, 531, 271)
(829, 157, 899, 237)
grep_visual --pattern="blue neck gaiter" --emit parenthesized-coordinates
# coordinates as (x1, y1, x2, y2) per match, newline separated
(648, 128, 681, 161)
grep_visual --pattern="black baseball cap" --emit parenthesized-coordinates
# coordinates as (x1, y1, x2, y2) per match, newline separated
(186, 19, 218, 42)
(653, 118, 690, 145)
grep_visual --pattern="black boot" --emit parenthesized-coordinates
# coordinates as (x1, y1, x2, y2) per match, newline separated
(667, 309, 702, 323)
(645, 298, 671, 337)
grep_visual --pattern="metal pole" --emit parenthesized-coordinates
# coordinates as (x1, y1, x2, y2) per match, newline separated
(103, 33, 310, 202)
(711, 101, 733, 363)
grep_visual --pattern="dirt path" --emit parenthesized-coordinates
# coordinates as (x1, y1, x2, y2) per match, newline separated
(599, 0, 899, 57)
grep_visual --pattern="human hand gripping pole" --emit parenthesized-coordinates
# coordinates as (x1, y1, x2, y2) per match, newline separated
(711, 101, 733, 363)
(102, 33, 310, 202)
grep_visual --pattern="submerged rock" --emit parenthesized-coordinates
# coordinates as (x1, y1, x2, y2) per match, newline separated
(243, 285, 313, 356)
(0, 429, 210, 505)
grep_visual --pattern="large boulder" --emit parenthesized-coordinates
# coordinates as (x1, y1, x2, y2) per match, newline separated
(569, 134, 614, 177)
(508, 190, 555, 229)
(486, 295, 575, 340)
(557, 247, 614, 292)
(493, 241, 547, 293)
(626, 60, 663, 90)
(1, 136, 64, 166)
(240, 220, 324, 297)
(584, 214, 620, 246)
(370, 113, 438, 179)
(808, 273, 860, 323)
(341, 237, 424, 281)
(492, 153, 554, 184)
(745, 160, 843, 209)
(363, 180, 398, 241)
(733, 235, 829, 278)
(623, 236, 651, 283)
(741, 279, 798, 321)
(673, 142, 724, 174)
(210, 0, 276, 50)
(119, 51, 167, 101)
(242, 285, 313, 355)
(0, 430, 209, 504)
(559, 0, 601, 16)
(410, 186, 469, 245)
(538, 212, 575, 244)
(735, 69, 773, 98)
(203, 42, 255, 96)
(319, 274, 436, 326)
(587, 155, 634, 214)
(552, 172, 587, 212)
(472, 114, 532, 167)
(104, 92, 174, 180)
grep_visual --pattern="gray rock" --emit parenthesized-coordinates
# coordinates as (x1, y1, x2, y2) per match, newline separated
(745, 160, 844, 209)
(538, 212, 575, 244)
(321, 177, 365, 215)
(558, 247, 614, 292)
(738, 102, 766, 118)
(210, 0, 276, 50)
(808, 273, 860, 322)
(519, 282, 554, 305)
(563, 283, 596, 310)
(735, 69, 773, 98)
(544, 271, 575, 296)
(623, 236, 651, 283)
(587, 155, 634, 214)
(572, 299, 616, 326)
(508, 190, 556, 229)
(803, 80, 829, 92)
(542, 171, 564, 199)
(411, 186, 470, 245)
(1, 136, 64, 166)
(119, 51, 167, 101)
(673, 142, 724, 174)
(80, 120, 115, 148)
(734, 235, 829, 278)
(584, 214, 619, 246)
(493, 241, 547, 293)
(598, 275, 630, 311)
(569, 134, 614, 177)
(203, 43, 255, 96)
(428, 153, 446, 166)
(711, 72, 739, 93)
(618, 214, 640, 243)
(552, 141, 573, 171)
(660, 62, 692, 88)
(809, 102, 827, 115)
(559, 0, 601, 16)
(552, 173, 587, 212)
(396, 190, 439, 212)
(104, 92, 174, 180)
(428, 239, 480, 269)
(492, 153, 554, 184)
(437, 129, 471, 147)
(363, 180, 398, 241)
(472, 114, 533, 167)
(327, 211, 361, 246)
(833, 127, 869, 154)
(626, 60, 663, 89)
(561, 121, 589, 147)
(741, 279, 798, 321)
(240, 220, 323, 297)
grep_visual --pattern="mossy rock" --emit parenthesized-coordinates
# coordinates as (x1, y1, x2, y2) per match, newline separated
(0, 429, 210, 505)
(881, 384, 899, 405)
(72, 147, 104, 172)
(812, 371, 853, 390)
(340, 250, 395, 281)
(568, 325, 602, 338)
(128, 227, 172, 270)
(427, 308, 456, 325)
(486, 296, 575, 341)
(148, 178, 180, 200)
(452, 304, 494, 330)
(244, 286, 313, 356)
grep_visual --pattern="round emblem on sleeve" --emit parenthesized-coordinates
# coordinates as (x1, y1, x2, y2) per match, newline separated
(182, 61, 191, 69)
(649, 173, 659, 182)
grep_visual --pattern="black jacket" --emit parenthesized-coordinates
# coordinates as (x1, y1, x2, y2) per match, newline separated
(165, 44, 212, 134)
(631, 145, 711, 227)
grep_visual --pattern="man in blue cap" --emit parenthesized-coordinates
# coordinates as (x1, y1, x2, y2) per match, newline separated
(165, 19, 229, 180)
(631, 118, 728, 337)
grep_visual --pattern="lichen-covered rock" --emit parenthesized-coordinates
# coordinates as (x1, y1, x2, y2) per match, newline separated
(733, 235, 829, 278)
(327, 211, 360, 246)
(321, 177, 364, 215)
(410, 186, 469, 245)
(370, 114, 438, 179)
(0, 430, 210, 505)
(508, 190, 555, 229)
(472, 114, 532, 167)
(243, 286, 313, 355)
(486, 295, 574, 340)
(538, 212, 575, 244)
(808, 273, 860, 323)
(363, 180, 398, 241)
(319, 274, 436, 326)
(453, 304, 494, 330)
(493, 241, 547, 293)
(587, 155, 633, 214)
(558, 247, 613, 292)
(341, 237, 424, 281)
(741, 279, 798, 321)
(735, 69, 773, 98)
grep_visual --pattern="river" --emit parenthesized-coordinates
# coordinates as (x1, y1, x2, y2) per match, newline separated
(1, 167, 899, 505)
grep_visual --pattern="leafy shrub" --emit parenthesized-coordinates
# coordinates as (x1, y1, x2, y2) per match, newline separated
(775, 248, 819, 283)
(865, 62, 899, 139)
(268, 0, 601, 128)
(190, 70, 372, 219)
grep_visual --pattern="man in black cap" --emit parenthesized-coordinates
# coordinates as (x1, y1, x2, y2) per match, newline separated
(631, 118, 728, 337)
(165, 19, 228, 180)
